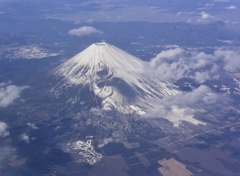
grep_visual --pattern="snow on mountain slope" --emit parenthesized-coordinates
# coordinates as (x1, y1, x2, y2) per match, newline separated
(53, 42, 204, 126)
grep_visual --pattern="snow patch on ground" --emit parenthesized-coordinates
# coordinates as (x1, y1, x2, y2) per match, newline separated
(0, 45, 62, 59)
(69, 140, 103, 165)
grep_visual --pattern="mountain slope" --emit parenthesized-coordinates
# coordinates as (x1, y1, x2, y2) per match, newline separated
(53, 42, 179, 117)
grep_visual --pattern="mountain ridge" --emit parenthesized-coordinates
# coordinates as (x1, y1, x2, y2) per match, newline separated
(51, 42, 204, 127)
(53, 42, 178, 114)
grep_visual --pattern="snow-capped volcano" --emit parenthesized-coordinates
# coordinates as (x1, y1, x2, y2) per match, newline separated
(53, 42, 178, 115)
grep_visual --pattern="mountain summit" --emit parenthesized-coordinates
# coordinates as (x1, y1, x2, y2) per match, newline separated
(53, 42, 178, 115)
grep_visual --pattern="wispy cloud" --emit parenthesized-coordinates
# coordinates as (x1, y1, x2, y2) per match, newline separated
(20, 133, 30, 143)
(200, 11, 212, 20)
(226, 5, 237, 10)
(205, 3, 214, 7)
(68, 26, 103, 37)
(0, 121, 9, 137)
(0, 82, 29, 108)
(0, 121, 12, 175)
(27, 122, 39, 130)
(213, 0, 230, 2)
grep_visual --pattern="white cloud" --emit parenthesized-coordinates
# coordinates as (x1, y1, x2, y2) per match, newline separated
(193, 72, 211, 84)
(151, 48, 183, 66)
(150, 47, 218, 83)
(0, 82, 29, 108)
(164, 105, 205, 127)
(68, 26, 103, 37)
(150, 47, 240, 83)
(147, 47, 239, 126)
(226, 5, 237, 10)
(200, 11, 211, 20)
(20, 133, 30, 143)
(163, 85, 219, 107)
(27, 122, 39, 129)
(148, 85, 220, 127)
(214, 49, 240, 72)
(98, 138, 113, 148)
(0, 121, 9, 137)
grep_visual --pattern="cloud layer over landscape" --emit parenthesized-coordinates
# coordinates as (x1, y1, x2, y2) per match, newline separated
(147, 46, 238, 126)
(150, 47, 240, 83)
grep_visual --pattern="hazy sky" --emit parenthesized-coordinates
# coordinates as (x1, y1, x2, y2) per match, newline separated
(0, 0, 239, 24)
